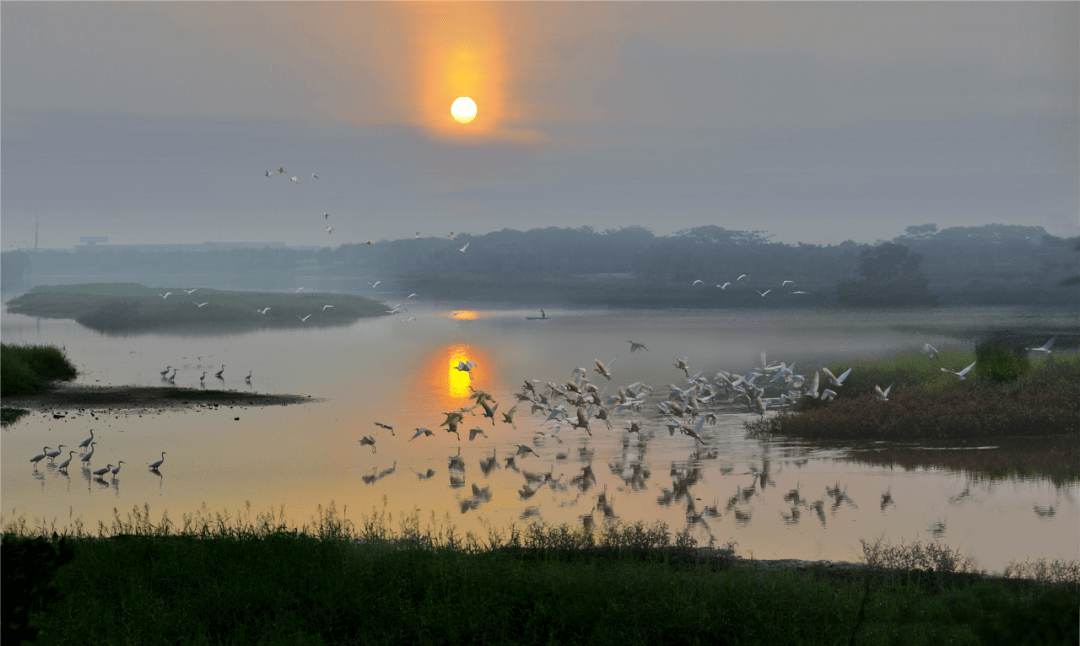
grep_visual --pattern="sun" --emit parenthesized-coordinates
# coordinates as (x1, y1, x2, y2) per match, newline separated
(450, 97, 477, 124)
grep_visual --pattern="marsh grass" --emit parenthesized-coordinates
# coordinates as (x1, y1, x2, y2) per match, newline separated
(0, 343, 77, 396)
(750, 350, 1080, 441)
(3, 503, 1077, 645)
(6, 283, 387, 332)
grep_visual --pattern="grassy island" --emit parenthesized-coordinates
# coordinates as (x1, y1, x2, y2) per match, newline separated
(1, 343, 77, 426)
(746, 349, 1080, 483)
(5, 284, 387, 333)
(3, 504, 1076, 645)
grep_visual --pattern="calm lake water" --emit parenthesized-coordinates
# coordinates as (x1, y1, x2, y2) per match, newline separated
(3, 302, 1077, 573)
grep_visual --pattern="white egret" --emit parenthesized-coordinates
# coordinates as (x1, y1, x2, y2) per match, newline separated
(448, 231, 456, 239)
(324, 213, 330, 219)
(159, 366, 172, 378)
(820, 389, 837, 402)
(414, 232, 420, 239)
(501, 405, 518, 429)
(673, 357, 690, 378)
(737, 275, 748, 281)
(454, 360, 478, 380)
(718, 282, 731, 289)
(193, 302, 209, 308)
(920, 343, 939, 360)
(326, 227, 334, 234)
(93, 464, 114, 479)
(279, 167, 286, 174)
(875, 384, 893, 401)
(516, 445, 537, 458)
(199, 372, 207, 382)
(31, 447, 50, 467)
(297, 314, 312, 322)
(370, 281, 381, 288)
(459, 242, 469, 252)
(1026, 337, 1056, 354)
(756, 290, 771, 297)
(407, 293, 417, 299)
(469, 427, 489, 441)
(594, 356, 617, 380)
(359, 436, 377, 453)
(168, 369, 177, 383)
(245, 370, 252, 383)
(149, 452, 166, 470)
(257, 307, 271, 315)
(46, 445, 66, 461)
(215, 365, 226, 378)
(692, 280, 704, 286)
(183, 288, 199, 295)
(782, 280, 795, 286)
(78, 429, 96, 449)
(265, 170, 271, 177)
(822, 367, 852, 387)
(627, 340, 648, 353)
(158, 292, 172, 299)
(80, 442, 97, 465)
(374, 422, 395, 435)
(409, 428, 434, 442)
(291, 177, 298, 183)
(323, 305, 334, 310)
(58, 451, 76, 472)
(111, 461, 125, 476)
(941, 361, 976, 380)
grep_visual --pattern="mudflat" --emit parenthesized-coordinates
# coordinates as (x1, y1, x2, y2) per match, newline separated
(1, 383, 319, 412)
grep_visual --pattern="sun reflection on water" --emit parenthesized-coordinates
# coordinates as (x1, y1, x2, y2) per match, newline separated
(416, 342, 500, 413)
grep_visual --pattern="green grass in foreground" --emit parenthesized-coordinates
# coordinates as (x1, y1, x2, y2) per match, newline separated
(749, 350, 1080, 441)
(3, 503, 1077, 646)
(0, 343, 77, 397)
(6, 283, 387, 332)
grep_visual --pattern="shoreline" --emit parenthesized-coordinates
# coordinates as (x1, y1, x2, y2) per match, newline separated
(0, 382, 321, 413)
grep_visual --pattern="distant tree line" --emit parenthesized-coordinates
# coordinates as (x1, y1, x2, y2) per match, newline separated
(4, 223, 1076, 306)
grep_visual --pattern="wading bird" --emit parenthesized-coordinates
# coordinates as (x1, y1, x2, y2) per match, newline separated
(215, 365, 226, 378)
(93, 464, 114, 479)
(58, 451, 76, 473)
(81, 442, 97, 465)
(46, 445, 66, 461)
(199, 372, 207, 383)
(159, 366, 172, 378)
(674, 357, 690, 378)
(78, 429, 96, 450)
(30, 447, 50, 467)
(245, 370, 252, 383)
(111, 461, 125, 477)
(149, 452, 166, 470)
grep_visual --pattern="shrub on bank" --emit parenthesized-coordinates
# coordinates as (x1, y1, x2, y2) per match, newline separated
(0, 344, 77, 397)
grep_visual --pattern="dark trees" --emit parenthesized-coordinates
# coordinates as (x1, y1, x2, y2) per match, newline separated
(837, 242, 938, 307)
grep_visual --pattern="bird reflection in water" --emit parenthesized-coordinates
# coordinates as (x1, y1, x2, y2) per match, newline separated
(459, 484, 492, 513)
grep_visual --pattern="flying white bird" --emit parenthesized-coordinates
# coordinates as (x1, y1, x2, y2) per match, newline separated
(311, 174, 319, 179)
(875, 384, 893, 401)
(257, 307, 271, 314)
(516, 445, 537, 458)
(407, 293, 417, 299)
(297, 314, 312, 322)
(409, 428, 434, 442)
(374, 422, 396, 435)
(324, 213, 330, 219)
(460, 243, 469, 252)
(920, 343, 939, 360)
(627, 340, 648, 353)
(291, 177, 298, 183)
(265, 170, 271, 177)
(183, 288, 199, 295)
(359, 436, 377, 453)
(737, 275, 748, 281)
(941, 361, 976, 380)
(756, 290, 771, 297)
(370, 281, 381, 288)
(454, 360, 478, 380)
(718, 282, 731, 289)
(448, 232, 456, 240)
(692, 280, 705, 286)
(822, 367, 852, 387)
(326, 227, 334, 234)
(782, 280, 795, 286)
(193, 302, 209, 308)
(414, 232, 420, 239)
(323, 305, 335, 310)
(279, 167, 286, 174)
(1026, 337, 1056, 354)
(158, 292, 172, 299)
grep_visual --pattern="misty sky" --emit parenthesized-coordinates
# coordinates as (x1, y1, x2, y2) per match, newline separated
(2, 2, 1077, 249)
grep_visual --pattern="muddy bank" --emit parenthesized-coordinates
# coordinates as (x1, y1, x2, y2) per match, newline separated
(0, 382, 321, 413)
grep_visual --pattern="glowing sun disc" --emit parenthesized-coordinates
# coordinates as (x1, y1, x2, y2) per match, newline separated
(451, 97, 477, 124)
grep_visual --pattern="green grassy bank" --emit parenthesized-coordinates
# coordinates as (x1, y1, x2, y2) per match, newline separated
(748, 350, 1080, 442)
(3, 505, 1077, 646)
(0, 344, 77, 397)
(5, 284, 387, 332)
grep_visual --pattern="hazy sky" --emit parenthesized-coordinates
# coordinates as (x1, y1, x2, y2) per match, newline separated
(3, 2, 1077, 249)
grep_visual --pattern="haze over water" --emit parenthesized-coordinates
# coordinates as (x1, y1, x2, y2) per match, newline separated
(3, 303, 1076, 573)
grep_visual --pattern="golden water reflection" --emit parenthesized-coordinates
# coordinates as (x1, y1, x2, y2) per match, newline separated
(416, 342, 501, 412)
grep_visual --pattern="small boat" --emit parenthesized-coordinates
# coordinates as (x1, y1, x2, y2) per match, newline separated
(525, 309, 550, 320)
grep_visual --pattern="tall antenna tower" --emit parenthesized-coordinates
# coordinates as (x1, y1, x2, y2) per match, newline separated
(35, 219, 39, 250)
